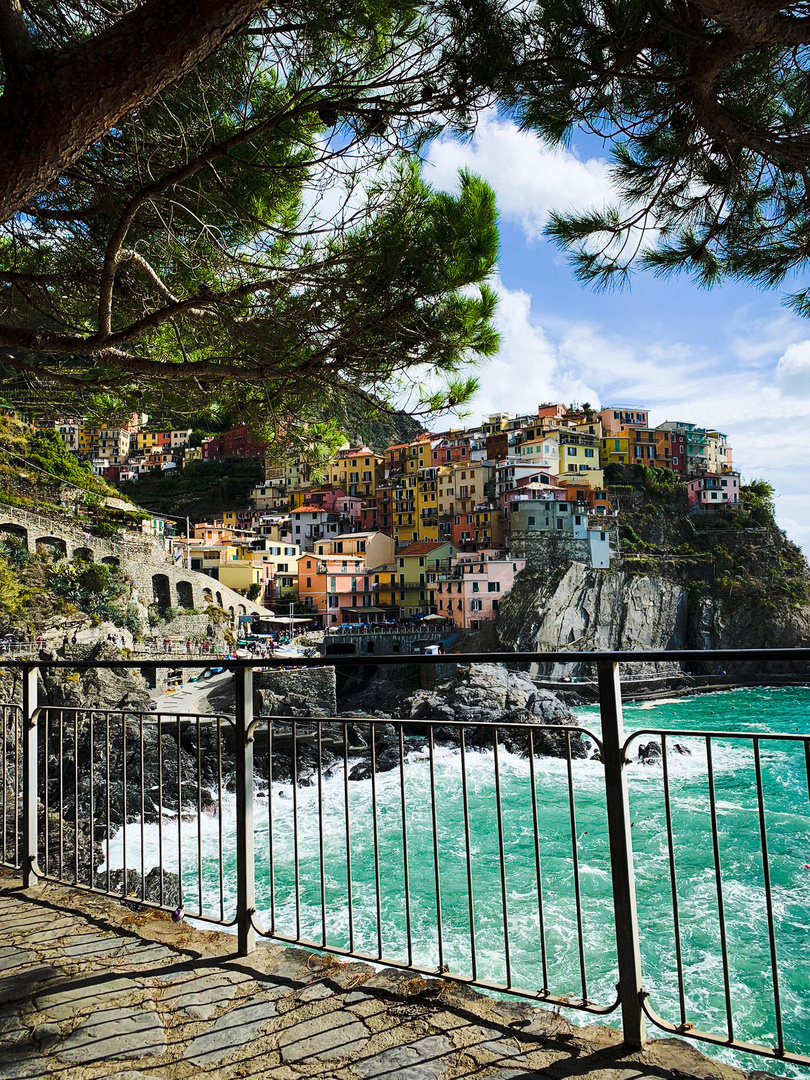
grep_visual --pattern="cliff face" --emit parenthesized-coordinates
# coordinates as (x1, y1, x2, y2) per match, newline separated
(497, 563, 688, 675)
(496, 557, 810, 675)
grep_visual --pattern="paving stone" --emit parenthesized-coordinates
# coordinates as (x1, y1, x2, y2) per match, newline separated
(0, 945, 38, 972)
(353, 1035, 454, 1080)
(63, 932, 132, 957)
(0, 1007, 28, 1049)
(480, 1039, 527, 1061)
(3, 1050, 54, 1078)
(118, 942, 177, 966)
(186, 998, 279, 1066)
(56, 1004, 167, 1063)
(268, 958, 315, 984)
(159, 970, 245, 1019)
(35, 975, 141, 1021)
(298, 981, 333, 1002)
(0, 965, 62, 1003)
(279, 1010, 369, 1063)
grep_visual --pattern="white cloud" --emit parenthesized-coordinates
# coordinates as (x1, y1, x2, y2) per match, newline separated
(427, 116, 612, 241)
(775, 340, 810, 397)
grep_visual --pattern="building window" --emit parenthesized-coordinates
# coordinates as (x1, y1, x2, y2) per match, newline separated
(487, 582, 500, 592)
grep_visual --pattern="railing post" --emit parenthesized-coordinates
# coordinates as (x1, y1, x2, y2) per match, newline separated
(597, 660, 645, 1049)
(234, 666, 255, 955)
(22, 665, 38, 888)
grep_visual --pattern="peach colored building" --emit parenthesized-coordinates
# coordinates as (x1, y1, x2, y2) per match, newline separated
(436, 551, 526, 630)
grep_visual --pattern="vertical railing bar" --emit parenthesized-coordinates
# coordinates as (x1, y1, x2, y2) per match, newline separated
(88, 711, 94, 888)
(527, 729, 550, 993)
(73, 710, 79, 885)
(660, 732, 687, 1028)
(43, 709, 49, 877)
(753, 737, 785, 1057)
(342, 721, 354, 953)
(2, 705, 7, 864)
(292, 720, 301, 941)
(267, 720, 274, 933)
(105, 713, 111, 894)
(196, 715, 202, 918)
(317, 723, 326, 947)
(22, 667, 37, 885)
(428, 727, 444, 972)
(217, 717, 224, 922)
(121, 712, 127, 898)
(139, 714, 145, 903)
(370, 724, 382, 960)
(157, 712, 164, 906)
(492, 727, 512, 988)
(566, 730, 588, 1003)
(597, 660, 645, 1050)
(14, 702, 20, 867)
(804, 740, 810, 809)
(398, 722, 413, 967)
(459, 727, 477, 982)
(706, 735, 734, 1042)
(234, 668, 255, 955)
(176, 714, 183, 912)
(59, 711, 64, 880)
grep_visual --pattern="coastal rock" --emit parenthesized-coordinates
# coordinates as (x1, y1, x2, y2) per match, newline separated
(346, 665, 586, 761)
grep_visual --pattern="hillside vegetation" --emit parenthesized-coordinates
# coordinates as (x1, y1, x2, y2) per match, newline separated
(119, 457, 266, 523)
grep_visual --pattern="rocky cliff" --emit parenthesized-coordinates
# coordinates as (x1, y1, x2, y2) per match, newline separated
(495, 521, 810, 675)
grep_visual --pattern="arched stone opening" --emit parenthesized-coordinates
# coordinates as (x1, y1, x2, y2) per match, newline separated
(102, 555, 120, 567)
(35, 536, 67, 560)
(237, 604, 246, 616)
(152, 573, 171, 610)
(73, 546, 95, 562)
(202, 587, 214, 605)
(176, 580, 194, 609)
(0, 523, 29, 550)
(216, 591, 223, 607)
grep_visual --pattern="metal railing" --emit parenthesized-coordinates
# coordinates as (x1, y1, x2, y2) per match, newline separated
(1, 648, 809, 1068)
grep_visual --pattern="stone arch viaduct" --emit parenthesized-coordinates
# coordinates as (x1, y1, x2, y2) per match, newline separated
(0, 506, 271, 621)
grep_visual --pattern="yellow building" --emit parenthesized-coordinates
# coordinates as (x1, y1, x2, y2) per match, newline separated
(218, 561, 267, 597)
(557, 433, 603, 485)
(395, 540, 455, 615)
(328, 447, 384, 499)
(600, 433, 630, 467)
(370, 564, 399, 613)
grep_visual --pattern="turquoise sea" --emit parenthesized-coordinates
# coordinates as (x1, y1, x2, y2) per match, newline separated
(105, 686, 810, 1074)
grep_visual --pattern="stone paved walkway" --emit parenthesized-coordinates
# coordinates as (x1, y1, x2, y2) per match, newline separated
(0, 870, 761, 1080)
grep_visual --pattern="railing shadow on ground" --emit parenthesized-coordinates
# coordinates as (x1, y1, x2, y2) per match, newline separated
(0, 647, 808, 1067)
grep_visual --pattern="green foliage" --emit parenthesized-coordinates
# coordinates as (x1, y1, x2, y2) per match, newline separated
(120, 456, 265, 520)
(482, 2, 810, 315)
(741, 480, 776, 527)
(91, 521, 118, 538)
(246, 583, 262, 602)
(603, 462, 626, 486)
(0, 536, 30, 570)
(1, 15, 501, 431)
(0, 557, 23, 621)
(48, 560, 127, 623)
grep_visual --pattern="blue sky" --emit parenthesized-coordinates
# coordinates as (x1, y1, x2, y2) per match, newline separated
(424, 116, 810, 554)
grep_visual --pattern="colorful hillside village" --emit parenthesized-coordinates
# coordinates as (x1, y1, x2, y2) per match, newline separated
(46, 405, 739, 629)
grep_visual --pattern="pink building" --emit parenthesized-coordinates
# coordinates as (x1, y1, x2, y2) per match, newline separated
(297, 553, 377, 625)
(436, 550, 526, 630)
(687, 472, 740, 511)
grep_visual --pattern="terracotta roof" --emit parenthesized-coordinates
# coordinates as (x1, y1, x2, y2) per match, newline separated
(397, 541, 450, 557)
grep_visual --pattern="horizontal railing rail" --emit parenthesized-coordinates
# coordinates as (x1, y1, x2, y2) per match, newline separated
(1, 648, 808, 1068)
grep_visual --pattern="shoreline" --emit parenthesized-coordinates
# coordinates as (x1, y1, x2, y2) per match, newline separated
(534, 672, 810, 703)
